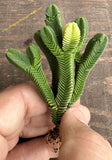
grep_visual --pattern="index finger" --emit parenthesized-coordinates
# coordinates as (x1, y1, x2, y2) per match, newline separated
(0, 82, 48, 137)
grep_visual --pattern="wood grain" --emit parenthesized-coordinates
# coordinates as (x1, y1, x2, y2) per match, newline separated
(0, 0, 112, 146)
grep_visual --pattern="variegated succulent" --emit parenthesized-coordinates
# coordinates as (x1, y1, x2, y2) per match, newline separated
(6, 4, 108, 127)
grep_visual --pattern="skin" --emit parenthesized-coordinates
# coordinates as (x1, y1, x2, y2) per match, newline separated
(0, 82, 111, 160)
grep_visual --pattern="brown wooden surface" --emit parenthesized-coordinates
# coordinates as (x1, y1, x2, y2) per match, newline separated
(0, 0, 112, 145)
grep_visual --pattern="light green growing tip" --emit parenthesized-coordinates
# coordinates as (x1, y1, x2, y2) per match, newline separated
(62, 22, 80, 52)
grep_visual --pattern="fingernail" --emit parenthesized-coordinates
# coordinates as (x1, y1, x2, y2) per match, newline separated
(69, 107, 88, 125)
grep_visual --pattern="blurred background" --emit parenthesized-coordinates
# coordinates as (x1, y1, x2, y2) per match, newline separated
(0, 0, 112, 145)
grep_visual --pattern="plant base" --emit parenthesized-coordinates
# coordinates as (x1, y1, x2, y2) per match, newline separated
(46, 127, 61, 153)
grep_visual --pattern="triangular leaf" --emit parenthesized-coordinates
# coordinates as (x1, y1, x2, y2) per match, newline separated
(40, 25, 63, 56)
(6, 48, 30, 72)
(26, 44, 41, 66)
(75, 17, 88, 53)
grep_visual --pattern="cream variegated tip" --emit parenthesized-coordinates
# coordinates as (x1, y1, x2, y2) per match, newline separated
(62, 22, 80, 52)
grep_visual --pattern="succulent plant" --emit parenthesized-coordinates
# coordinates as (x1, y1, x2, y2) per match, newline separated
(6, 4, 108, 127)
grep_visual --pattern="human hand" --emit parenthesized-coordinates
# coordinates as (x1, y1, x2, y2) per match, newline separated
(0, 82, 57, 160)
(59, 102, 112, 160)
(0, 83, 112, 160)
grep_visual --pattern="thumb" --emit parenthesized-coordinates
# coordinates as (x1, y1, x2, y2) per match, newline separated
(60, 104, 90, 141)
(59, 105, 112, 160)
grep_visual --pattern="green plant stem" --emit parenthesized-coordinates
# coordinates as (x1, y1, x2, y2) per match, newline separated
(34, 30, 59, 97)
(27, 66, 56, 106)
(70, 33, 108, 105)
(55, 53, 75, 124)
(27, 66, 58, 124)
(6, 46, 58, 125)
